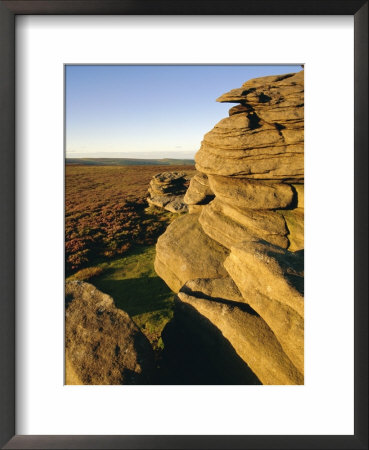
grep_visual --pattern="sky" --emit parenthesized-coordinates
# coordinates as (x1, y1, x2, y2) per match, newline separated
(65, 65, 302, 159)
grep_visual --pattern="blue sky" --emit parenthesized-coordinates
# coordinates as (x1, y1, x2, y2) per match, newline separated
(65, 65, 302, 159)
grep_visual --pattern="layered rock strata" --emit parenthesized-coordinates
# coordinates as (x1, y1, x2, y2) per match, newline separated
(155, 71, 304, 385)
(65, 281, 155, 385)
(147, 171, 193, 213)
(195, 71, 304, 182)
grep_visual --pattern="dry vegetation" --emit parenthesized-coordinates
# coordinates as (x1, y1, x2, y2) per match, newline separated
(65, 163, 195, 350)
(65, 164, 193, 275)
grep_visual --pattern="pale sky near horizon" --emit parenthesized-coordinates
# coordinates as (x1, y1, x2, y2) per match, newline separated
(65, 65, 302, 159)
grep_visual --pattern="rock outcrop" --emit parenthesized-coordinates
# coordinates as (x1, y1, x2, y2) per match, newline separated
(177, 290, 303, 385)
(154, 213, 229, 292)
(224, 243, 304, 375)
(195, 71, 304, 182)
(147, 171, 193, 213)
(155, 71, 304, 385)
(65, 281, 155, 385)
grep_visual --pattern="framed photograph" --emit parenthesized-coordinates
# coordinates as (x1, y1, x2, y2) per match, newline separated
(0, 1, 367, 449)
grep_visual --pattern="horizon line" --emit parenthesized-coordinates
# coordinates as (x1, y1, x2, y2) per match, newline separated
(66, 156, 195, 160)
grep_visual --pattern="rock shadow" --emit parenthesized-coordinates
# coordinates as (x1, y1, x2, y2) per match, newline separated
(156, 299, 261, 385)
(92, 276, 174, 317)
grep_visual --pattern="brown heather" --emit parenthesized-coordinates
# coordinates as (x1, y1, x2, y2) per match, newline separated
(65, 164, 194, 274)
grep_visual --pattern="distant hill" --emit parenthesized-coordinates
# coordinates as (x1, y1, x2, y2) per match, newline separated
(66, 158, 195, 166)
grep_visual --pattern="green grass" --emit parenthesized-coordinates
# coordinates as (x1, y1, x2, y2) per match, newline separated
(67, 244, 175, 351)
(67, 266, 104, 281)
(65, 165, 191, 352)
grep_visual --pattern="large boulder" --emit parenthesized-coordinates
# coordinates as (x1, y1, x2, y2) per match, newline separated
(65, 281, 155, 385)
(154, 213, 229, 292)
(224, 242, 304, 374)
(177, 288, 303, 385)
(159, 296, 261, 385)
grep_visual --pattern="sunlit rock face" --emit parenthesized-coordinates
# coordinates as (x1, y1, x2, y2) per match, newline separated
(65, 281, 155, 385)
(155, 71, 304, 385)
(195, 71, 304, 182)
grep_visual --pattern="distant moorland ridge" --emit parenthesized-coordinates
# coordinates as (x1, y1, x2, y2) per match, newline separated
(66, 157, 195, 166)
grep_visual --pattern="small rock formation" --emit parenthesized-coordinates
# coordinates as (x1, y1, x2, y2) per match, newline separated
(155, 71, 304, 385)
(147, 171, 193, 213)
(65, 281, 155, 385)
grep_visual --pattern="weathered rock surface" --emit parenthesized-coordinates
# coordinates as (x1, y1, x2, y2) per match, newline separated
(65, 281, 155, 385)
(188, 204, 205, 214)
(208, 175, 294, 210)
(184, 172, 214, 205)
(154, 70, 304, 384)
(195, 71, 304, 181)
(147, 171, 193, 213)
(154, 213, 229, 292)
(195, 141, 304, 181)
(199, 199, 289, 249)
(181, 276, 244, 303)
(280, 207, 304, 252)
(224, 242, 304, 374)
(177, 289, 303, 385)
(292, 184, 304, 208)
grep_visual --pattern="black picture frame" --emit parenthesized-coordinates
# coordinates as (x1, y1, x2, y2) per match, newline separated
(0, 1, 367, 449)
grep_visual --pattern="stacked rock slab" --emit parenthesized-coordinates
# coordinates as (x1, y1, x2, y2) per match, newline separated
(147, 171, 193, 213)
(155, 71, 304, 385)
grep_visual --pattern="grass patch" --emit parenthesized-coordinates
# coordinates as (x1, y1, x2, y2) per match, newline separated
(67, 266, 104, 281)
(67, 245, 175, 351)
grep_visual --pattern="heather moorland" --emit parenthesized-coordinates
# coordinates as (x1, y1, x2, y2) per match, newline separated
(65, 163, 194, 350)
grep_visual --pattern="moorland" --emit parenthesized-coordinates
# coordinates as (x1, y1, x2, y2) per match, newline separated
(65, 162, 194, 351)
(66, 70, 304, 385)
